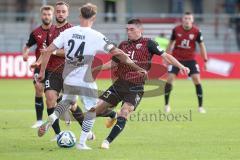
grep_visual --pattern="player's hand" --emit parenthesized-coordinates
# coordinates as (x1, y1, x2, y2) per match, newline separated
(30, 62, 41, 70)
(23, 54, 28, 61)
(37, 70, 45, 82)
(203, 61, 208, 71)
(179, 66, 190, 75)
(138, 69, 148, 80)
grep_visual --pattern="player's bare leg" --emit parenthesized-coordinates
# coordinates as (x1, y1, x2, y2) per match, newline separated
(191, 74, 206, 113)
(45, 90, 61, 141)
(101, 102, 134, 149)
(32, 81, 44, 128)
(164, 73, 175, 113)
(95, 100, 117, 128)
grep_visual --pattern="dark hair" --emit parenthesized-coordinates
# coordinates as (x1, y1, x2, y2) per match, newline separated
(79, 3, 97, 19)
(184, 12, 193, 15)
(127, 18, 142, 25)
(55, 1, 69, 8)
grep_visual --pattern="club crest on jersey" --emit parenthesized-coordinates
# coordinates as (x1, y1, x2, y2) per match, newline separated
(37, 35, 42, 39)
(177, 33, 182, 37)
(189, 34, 194, 40)
(136, 43, 142, 49)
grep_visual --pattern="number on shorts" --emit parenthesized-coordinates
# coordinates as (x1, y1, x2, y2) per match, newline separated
(45, 80, 50, 88)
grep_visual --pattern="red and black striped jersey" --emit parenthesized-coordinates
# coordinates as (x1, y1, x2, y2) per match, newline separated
(47, 23, 73, 72)
(171, 25, 203, 61)
(26, 25, 55, 60)
(113, 37, 164, 85)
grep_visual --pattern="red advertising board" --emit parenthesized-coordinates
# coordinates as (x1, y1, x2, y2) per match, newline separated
(0, 53, 239, 79)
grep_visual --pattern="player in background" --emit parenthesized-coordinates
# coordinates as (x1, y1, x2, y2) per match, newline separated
(91, 19, 189, 149)
(164, 12, 208, 113)
(22, 5, 55, 128)
(37, 3, 147, 150)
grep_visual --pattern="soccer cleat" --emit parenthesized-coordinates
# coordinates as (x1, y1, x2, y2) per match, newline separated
(31, 120, 43, 128)
(101, 140, 110, 149)
(164, 105, 171, 113)
(38, 121, 51, 137)
(50, 134, 59, 142)
(87, 131, 96, 141)
(105, 117, 117, 128)
(198, 107, 206, 114)
(76, 143, 92, 150)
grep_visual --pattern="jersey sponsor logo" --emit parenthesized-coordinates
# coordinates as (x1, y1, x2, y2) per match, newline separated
(136, 43, 142, 49)
(189, 34, 194, 40)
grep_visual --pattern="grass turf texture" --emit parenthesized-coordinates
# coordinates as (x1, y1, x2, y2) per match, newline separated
(0, 79, 239, 160)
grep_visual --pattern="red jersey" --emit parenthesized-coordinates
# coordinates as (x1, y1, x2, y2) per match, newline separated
(26, 25, 55, 60)
(171, 25, 203, 61)
(113, 37, 164, 85)
(47, 23, 73, 72)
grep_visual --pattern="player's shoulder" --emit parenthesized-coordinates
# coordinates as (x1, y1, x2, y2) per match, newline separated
(31, 25, 42, 34)
(118, 40, 129, 48)
(192, 25, 200, 32)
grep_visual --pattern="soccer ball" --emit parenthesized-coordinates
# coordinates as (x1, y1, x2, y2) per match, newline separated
(57, 131, 76, 148)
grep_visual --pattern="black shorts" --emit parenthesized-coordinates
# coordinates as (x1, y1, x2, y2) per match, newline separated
(168, 60, 200, 76)
(33, 68, 47, 84)
(99, 79, 144, 110)
(44, 70, 63, 93)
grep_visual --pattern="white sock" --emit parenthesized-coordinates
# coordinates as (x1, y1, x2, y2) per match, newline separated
(48, 112, 58, 124)
(79, 119, 95, 145)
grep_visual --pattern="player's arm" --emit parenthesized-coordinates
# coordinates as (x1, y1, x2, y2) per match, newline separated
(165, 28, 176, 54)
(197, 31, 208, 69)
(92, 60, 118, 72)
(23, 32, 36, 61)
(37, 43, 58, 81)
(148, 40, 189, 75)
(109, 47, 147, 75)
(54, 49, 65, 57)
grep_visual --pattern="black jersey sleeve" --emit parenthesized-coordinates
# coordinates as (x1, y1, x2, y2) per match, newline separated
(147, 39, 165, 56)
(196, 31, 203, 43)
(170, 28, 176, 41)
(26, 32, 36, 47)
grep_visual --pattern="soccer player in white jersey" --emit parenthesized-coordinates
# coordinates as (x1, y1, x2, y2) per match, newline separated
(37, 3, 147, 150)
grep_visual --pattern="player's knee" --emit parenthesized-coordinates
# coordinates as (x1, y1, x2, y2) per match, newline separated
(84, 110, 96, 120)
(34, 84, 44, 96)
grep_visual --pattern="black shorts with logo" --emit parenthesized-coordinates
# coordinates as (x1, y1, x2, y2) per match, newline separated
(168, 60, 200, 76)
(44, 70, 63, 93)
(99, 79, 144, 110)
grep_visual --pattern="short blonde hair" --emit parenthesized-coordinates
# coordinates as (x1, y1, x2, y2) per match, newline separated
(40, 5, 54, 13)
(79, 3, 97, 19)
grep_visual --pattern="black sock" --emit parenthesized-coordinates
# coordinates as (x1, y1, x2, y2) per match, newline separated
(47, 108, 61, 134)
(195, 84, 203, 107)
(35, 97, 44, 121)
(57, 95, 63, 103)
(71, 106, 84, 126)
(97, 109, 117, 119)
(164, 83, 172, 105)
(106, 117, 126, 143)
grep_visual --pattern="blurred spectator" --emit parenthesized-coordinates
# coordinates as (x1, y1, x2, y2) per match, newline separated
(15, 0, 28, 22)
(192, 0, 203, 14)
(235, 0, 240, 50)
(169, 0, 184, 14)
(104, 0, 117, 22)
(154, 33, 169, 51)
(223, 0, 237, 27)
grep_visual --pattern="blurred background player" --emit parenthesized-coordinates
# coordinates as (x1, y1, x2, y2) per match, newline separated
(164, 12, 208, 113)
(22, 5, 55, 128)
(93, 19, 189, 149)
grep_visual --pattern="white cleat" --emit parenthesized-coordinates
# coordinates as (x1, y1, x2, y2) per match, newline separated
(87, 131, 96, 141)
(101, 140, 110, 149)
(50, 134, 59, 142)
(198, 107, 206, 114)
(76, 143, 92, 150)
(31, 120, 44, 128)
(164, 105, 171, 113)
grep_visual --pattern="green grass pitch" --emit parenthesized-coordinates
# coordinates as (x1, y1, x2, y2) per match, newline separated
(0, 79, 239, 160)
